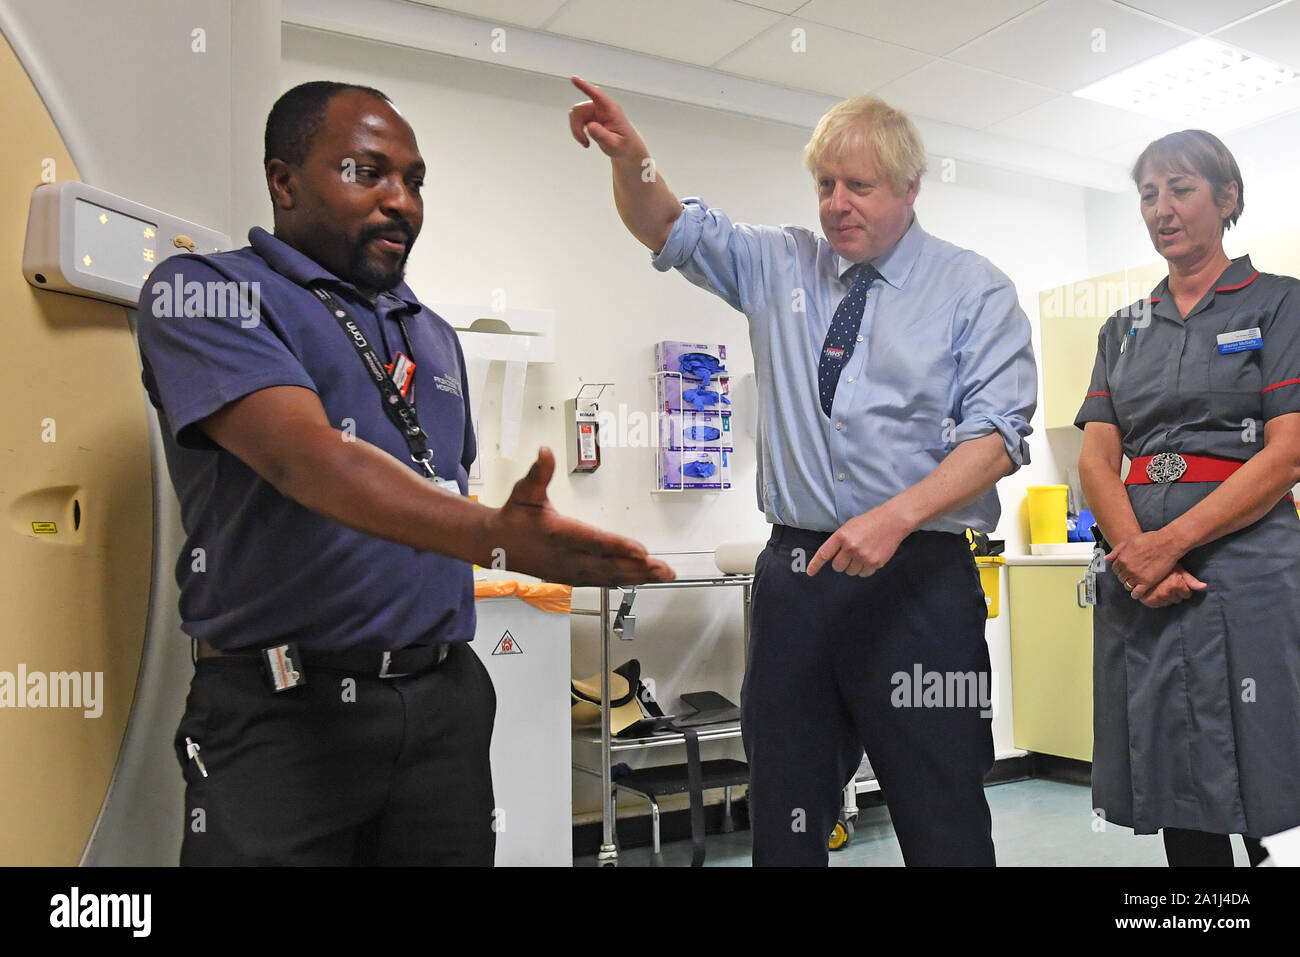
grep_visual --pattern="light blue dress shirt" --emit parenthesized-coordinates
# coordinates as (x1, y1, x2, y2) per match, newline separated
(652, 199, 1037, 534)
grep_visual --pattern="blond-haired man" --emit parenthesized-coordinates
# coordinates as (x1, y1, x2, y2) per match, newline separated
(570, 78, 1035, 866)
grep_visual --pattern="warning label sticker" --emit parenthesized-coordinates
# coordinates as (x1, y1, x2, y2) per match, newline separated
(492, 631, 522, 655)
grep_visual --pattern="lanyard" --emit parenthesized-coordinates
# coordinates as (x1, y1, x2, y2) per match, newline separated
(310, 284, 438, 480)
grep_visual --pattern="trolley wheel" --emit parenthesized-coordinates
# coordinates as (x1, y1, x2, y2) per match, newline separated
(828, 816, 855, 852)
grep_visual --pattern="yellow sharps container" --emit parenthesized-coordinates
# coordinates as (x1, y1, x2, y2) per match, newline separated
(975, 555, 1006, 619)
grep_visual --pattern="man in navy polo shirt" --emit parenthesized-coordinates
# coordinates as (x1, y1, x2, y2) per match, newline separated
(136, 81, 672, 865)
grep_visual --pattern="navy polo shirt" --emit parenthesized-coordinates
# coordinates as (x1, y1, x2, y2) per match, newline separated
(135, 227, 477, 652)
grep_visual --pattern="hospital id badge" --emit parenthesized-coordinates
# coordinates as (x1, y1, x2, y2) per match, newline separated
(262, 643, 306, 692)
(432, 476, 461, 495)
(386, 352, 415, 398)
(1083, 547, 1106, 605)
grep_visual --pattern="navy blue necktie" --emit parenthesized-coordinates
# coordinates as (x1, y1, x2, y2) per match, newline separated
(818, 263, 879, 417)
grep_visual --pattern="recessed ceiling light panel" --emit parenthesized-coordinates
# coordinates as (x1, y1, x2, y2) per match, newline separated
(1074, 38, 1298, 122)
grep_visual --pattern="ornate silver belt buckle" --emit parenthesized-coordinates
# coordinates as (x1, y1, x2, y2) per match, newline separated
(1146, 452, 1188, 483)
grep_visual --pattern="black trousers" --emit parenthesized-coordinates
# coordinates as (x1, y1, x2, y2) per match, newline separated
(742, 526, 996, 866)
(1163, 827, 1268, 867)
(174, 641, 496, 865)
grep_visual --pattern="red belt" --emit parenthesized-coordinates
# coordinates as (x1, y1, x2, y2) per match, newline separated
(1125, 453, 1244, 485)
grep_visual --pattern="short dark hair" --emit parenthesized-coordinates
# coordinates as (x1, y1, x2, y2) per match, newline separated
(264, 80, 390, 167)
(1131, 129, 1245, 231)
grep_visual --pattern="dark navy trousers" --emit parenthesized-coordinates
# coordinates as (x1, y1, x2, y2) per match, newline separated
(741, 526, 996, 866)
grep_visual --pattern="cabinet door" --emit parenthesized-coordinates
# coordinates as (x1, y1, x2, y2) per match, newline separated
(1039, 271, 1126, 429)
(1008, 566, 1093, 761)
(1247, 229, 1300, 280)
(1039, 266, 1175, 430)
(1125, 261, 1167, 299)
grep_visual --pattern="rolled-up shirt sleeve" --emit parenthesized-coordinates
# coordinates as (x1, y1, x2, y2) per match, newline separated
(1074, 320, 1118, 429)
(650, 197, 781, 315)
(949, 276, 1037, 470)
(1260, 281, 1300, 421)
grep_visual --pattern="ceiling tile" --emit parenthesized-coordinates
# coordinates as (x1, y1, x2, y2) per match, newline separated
(950, 0, 1189, 92)
(716, 19, 932, 96)
(1216, 2, 1300, 71)
(736, 0, 807, 12)
(875, 60, 1058, 128)
(413, 0, 570, 30)
(1114, 0, 1279, 36)
(1085, 133, 1157, 168)
(987, 94, 1173, 156)
(796, 0, 1042, 56)
(545, 0, 783, 66)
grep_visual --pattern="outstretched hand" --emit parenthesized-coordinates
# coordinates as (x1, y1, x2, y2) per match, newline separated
(486, 447, 675, 587)
(568, 76, 644, 159)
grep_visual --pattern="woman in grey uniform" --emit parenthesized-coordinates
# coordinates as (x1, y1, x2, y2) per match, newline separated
(1076, 129, 1300, 866)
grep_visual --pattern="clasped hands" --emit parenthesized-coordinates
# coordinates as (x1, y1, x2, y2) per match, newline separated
(1107, 529, 1207, 608)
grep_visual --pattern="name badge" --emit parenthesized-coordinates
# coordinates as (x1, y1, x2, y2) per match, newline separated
(433, 476, 461, 495)
(1217, 327, 1262, 354)
(386, 351, 415, 398)
(1083, 547, 1106, 606)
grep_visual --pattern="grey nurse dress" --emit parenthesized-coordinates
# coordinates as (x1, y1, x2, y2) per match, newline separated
(1075, 255, 1300, 836)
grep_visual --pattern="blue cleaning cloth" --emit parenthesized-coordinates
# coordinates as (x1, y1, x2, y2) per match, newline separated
(678, 352, 726, 390)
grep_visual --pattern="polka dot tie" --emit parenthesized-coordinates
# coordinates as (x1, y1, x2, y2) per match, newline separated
(818, 263, 879, 417)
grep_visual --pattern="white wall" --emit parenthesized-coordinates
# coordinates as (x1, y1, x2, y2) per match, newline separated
(282, 24, 1093, 815)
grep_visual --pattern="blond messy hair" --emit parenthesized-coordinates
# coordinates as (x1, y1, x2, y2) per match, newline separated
(803, 96, 927, 195)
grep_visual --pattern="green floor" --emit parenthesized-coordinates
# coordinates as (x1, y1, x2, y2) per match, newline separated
(577, 778, 1258, 866)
